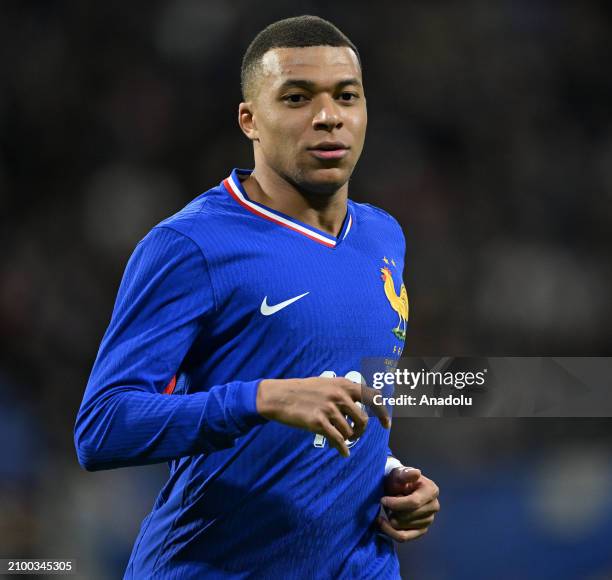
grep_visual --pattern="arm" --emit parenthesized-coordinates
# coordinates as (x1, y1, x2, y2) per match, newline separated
(74, 227, 266, 471)
(75, 226, 390, 471)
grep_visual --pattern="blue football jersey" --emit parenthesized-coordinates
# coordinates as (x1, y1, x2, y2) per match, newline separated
(74, 168, 408, 579)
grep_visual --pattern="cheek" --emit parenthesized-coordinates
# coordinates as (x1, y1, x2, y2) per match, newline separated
(350, 109, 367, 140)
(260, 114, 303, 151)
(349, 112, 368, 156)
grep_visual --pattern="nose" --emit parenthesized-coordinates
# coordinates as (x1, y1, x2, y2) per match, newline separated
(312, 95, 343, 131)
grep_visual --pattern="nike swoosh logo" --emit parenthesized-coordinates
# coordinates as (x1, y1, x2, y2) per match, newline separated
(260, 292, 310, 316)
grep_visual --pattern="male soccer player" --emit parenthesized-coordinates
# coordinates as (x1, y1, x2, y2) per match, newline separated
(75, 15, 440, 579)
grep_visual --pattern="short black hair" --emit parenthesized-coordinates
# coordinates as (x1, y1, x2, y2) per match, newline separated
(241, 15, 361, 100)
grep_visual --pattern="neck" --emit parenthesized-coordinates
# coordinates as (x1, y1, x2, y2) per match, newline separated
(241, 161, 348, 237)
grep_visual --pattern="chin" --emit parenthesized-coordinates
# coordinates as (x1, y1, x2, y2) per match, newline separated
(298, 166, 351, 196)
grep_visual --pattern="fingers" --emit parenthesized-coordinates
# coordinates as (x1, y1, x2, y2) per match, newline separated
(327, 380, 369, 439)
(360, 385, 391, 428)
(385, 467, 421, 496)
(377, 516, 429, 543)
(393, 467, 421, 486)
(381, 491, 439, 513)
(328, 405, 355, 441)
(388, 513, 436, 530)
(385, 498, 440, 526)
(381, 478, 440, 512)
(328, 379, 390, 430)
(326, 385, 365, 439)
(337, 399, 369, 439)
(299, 377, 393, 456)
(318, 417, 350, 457)
(404, 498, 440, 521)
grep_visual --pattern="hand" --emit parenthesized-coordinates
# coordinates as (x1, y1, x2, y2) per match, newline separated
(256, 377, 391, 457)
(377, 467, 440, 542)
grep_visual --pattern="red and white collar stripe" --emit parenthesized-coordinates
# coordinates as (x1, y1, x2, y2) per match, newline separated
(223, 170, 353, 248)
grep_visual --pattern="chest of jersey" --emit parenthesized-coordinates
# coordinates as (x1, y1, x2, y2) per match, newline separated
(192, 229, 407, 384)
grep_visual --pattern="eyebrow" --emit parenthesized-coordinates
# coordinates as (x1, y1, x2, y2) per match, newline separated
(278, 77, 362, 92)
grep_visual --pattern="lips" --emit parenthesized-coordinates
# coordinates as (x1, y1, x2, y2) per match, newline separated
(308, 141, 349, 160)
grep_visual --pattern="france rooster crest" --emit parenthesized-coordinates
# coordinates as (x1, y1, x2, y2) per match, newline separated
(380, 257, 408, 341)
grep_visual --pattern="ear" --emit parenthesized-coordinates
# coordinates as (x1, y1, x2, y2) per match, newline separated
(238, 102, 258, 141)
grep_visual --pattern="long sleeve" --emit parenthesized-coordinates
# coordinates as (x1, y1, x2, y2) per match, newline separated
(74, 226, 266, 472)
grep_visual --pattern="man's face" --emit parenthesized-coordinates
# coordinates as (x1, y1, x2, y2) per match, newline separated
(244, 45, 367, 195)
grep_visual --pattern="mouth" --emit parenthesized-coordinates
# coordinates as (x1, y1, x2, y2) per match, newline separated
(308, 141, 349, 160)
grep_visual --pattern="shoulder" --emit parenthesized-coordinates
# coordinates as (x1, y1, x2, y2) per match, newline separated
(133, 179, 237, 258)
(350, 201, 405, 242)
(122, 178, 232, 269)
(154, 180, 231, 240)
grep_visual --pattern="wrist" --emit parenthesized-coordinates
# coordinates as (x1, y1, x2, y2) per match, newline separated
(384, 456, 404, 477)
(256, 378, 277, 419)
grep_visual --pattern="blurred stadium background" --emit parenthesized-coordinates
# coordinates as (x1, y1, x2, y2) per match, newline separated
(1, 1, 612, 578)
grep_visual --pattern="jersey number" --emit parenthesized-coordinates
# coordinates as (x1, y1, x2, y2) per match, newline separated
(313, 370, 365, 450)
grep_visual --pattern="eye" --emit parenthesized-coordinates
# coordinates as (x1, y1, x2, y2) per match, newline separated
(283, 94, 308, 104)
(338, 92, 358, 102)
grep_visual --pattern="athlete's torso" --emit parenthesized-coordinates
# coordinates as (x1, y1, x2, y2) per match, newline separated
(125, 169, 407, 579)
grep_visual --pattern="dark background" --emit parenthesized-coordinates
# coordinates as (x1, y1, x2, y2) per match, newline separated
(1, 1, 612, 578)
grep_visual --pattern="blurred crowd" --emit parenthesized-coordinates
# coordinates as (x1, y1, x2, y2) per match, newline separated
(1, 1, 612, 578)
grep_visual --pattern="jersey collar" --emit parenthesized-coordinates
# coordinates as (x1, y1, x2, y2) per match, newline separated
(223, 168, 353, 248)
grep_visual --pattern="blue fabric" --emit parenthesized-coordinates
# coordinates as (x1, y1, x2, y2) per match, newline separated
(75, 168, 407, 579)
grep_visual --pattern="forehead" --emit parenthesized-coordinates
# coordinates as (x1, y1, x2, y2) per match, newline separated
(259, 45, 362, 87)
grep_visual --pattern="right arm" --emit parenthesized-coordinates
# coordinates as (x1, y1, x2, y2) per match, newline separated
(74, 227, 389, 471)
(74, 227, 266, 471)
